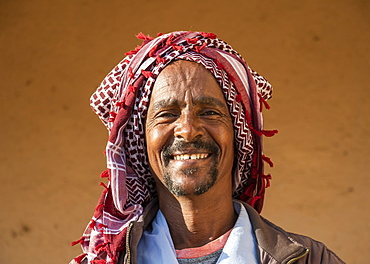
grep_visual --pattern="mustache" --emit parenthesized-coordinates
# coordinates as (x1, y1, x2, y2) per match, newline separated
(162, 138, 220, 163)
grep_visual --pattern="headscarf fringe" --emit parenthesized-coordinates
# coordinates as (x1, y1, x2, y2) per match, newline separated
(100, 170, 109, 178)
(71, 236, 85, 246)
(261, 155, 274, 167)
(73, 253, 87, 264)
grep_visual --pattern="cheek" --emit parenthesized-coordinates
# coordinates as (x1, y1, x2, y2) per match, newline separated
(211, 124, 235, 161)
(222, 132, 235, 158)
(145, 126, 171, 171)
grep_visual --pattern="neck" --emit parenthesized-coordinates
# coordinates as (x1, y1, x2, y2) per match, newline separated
(157, 184, 237, 250)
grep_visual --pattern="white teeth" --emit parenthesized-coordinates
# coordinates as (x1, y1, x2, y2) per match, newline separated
(173, 154, 208, 160)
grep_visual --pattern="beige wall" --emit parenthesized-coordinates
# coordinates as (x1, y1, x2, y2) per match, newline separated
(1, 0, 369, 263)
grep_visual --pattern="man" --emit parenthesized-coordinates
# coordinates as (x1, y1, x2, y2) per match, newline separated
(71, 31, 344, 264)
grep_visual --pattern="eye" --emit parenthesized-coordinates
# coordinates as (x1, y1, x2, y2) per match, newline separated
(159, 112, 176, 117)
(155, 111, 179, 119)
(201, 110, 220, 116)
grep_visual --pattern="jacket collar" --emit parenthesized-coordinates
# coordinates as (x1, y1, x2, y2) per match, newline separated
(242, 200, 308, 263)
(125, 199, 308, 264)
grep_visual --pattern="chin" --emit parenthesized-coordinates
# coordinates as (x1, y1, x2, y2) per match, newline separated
(164, 169, 218, 197)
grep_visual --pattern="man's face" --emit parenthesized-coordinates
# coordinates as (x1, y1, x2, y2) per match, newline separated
(145, 60, 234, 197)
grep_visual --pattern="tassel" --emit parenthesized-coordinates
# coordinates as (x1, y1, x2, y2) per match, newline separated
(125, 49, 138, 56)
(99, 182, 108, 190)
(71, 236, 85, 246)
(195, 42, 207, 53)
(185, 38, 198, 44)
(258, 93, 271, 111)
(136, 32, 153, 41)
(141, 70, 154, 78)
(157, 32, 163, 37)
(250, 128, 278, 138)
(73, 253, 87, 264)
(125, 45, 142, 56)
(242, 109, 265, 138)
(95, 204, 104, 214)
(136, 32, 146, 40)
(156, 55, 166, 64)
(200, 32, 217, 39)
(89, 220, 96, 229)
(235, 94, 242, 103)
(171, 44, 183, 52)
(100, 170, 109, 178)
(134, 45, 142, 52)
(95, 241, 109, 252)
(128, 85, 136, 93)
(260, 129, 278, 137)
(109, 112, 117, 117)
(250, 127, 263, 137)
(91, 260, 107, 264)
(148, 44, 158, 57)
(108, 112, 117, 123)
(128, 67, 134, 79)
(261, 155, 274, 167)
(261, 174, 272, 188)
(165, 33, 174, 45)
(115, 101, 124, 108)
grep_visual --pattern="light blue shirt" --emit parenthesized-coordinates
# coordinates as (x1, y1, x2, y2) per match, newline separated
(137, 201, 259, 264)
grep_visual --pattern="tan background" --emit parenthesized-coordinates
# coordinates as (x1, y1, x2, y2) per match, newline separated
(1, 0, 369, 263)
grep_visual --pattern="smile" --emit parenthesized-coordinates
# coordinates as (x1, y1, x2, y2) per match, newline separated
(172, 153, 209, 160)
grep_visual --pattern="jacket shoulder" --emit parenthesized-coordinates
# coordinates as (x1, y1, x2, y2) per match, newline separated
(240, 201, 346, 264)
(287, 232, 346, 264)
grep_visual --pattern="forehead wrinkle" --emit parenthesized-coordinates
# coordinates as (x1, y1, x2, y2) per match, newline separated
(150, 96, 228, 112)
(150, 60, 228, 111)
(195, 96, 228, 110)
(155, 64, 188, 88)
(151, 98, 180, 111)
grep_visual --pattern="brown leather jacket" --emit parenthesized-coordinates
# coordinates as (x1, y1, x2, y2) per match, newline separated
(71, 200, 345, 264)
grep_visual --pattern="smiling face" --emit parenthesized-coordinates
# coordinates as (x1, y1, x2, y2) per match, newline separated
(145, 60, 234, 197)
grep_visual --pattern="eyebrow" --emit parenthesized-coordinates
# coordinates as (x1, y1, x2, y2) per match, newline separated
(151, 96, 227, 111)
(151, 99, 180, 111)
(196, 96, 227, 109)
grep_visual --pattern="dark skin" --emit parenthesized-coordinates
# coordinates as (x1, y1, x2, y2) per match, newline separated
(145, 60, 237, 250)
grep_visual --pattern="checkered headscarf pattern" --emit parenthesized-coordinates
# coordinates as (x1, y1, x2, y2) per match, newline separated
(74, 31, 275, 264)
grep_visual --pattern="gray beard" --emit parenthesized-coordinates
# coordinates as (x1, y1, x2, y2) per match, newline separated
(161, 138, 220, 197)
(163, 160, 219, 197)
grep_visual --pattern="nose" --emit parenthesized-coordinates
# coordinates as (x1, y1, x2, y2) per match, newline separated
(174, 112, 204, 142)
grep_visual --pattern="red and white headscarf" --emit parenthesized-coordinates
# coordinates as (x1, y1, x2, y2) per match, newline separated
(72, 31, 276, 264)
